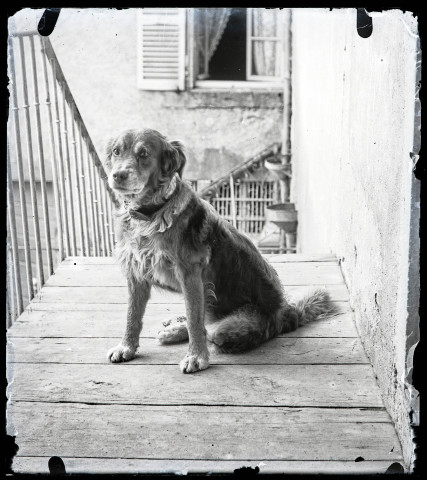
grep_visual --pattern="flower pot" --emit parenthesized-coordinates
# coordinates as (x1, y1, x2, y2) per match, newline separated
(265, 203, 298, 233)
(264, 157, 291, 182)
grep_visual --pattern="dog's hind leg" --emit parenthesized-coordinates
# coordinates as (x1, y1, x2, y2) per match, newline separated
(157, 315, 189, 344)
(207, 305, 278, 353)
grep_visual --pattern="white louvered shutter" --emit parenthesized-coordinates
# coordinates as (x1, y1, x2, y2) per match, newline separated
(137, 8, 186, 90)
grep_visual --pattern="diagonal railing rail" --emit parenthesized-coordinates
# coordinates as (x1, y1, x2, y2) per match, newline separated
(7, 31, 119, 326)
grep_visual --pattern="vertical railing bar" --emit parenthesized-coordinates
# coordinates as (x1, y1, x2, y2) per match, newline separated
(29, 35, 53, 275)
(99, 176, 109, 255)
(61, 91, 77, 255)
(40, 36, 64, 262)
(107, 189, 115, 250)
(69, 111, 85, 255)
(77, 128, 90, 256)
(100, 170, 113, 255)
(93, 168, 103, 255)
(106, 183, 113, 254)
(9, 38, 34, 301)
(102, 175, 111, 256)
(51, 61, 71, 257)
(95, 170, 108, 255)
(100, 177, 110, 255)
(85, 141, 99, 256)
(6, 243, 15, 328)
(107, 195, 114, 250)
(89, 152, 101, 256)
(7, 145, 24, 316)
(7, 218, 18, 324)
(243, 182, 247, 232)
(98, 170, 107, 256)
(229, 175, 237, 228)
(18, 35, 44, 289)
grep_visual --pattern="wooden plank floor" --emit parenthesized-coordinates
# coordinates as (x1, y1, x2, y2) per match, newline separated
(6, 255, 404, 474)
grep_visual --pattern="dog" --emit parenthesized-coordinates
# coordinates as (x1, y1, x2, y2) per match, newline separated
(105, 128, 339, 373)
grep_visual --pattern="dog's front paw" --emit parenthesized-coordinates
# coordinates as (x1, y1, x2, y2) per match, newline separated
(107, 343, 137, 363)
(179, 353, 209, 374)
(158, 315, 188, 344)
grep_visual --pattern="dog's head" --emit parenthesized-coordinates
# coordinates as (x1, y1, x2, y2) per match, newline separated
(105, 129, 186, 200)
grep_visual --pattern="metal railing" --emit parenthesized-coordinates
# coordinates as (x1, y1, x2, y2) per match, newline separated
(209, 179, 279, 234)
(7, 32, 118, 326)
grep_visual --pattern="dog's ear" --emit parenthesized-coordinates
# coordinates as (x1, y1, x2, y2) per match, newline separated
(161, 139, 187, 178)
(103, 138, 114, 173)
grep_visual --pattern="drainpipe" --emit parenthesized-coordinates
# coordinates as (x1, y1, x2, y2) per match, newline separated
(282, 8, 293, 166)
(282, 8, 294, 252)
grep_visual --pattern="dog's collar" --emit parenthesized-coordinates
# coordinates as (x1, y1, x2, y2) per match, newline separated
(125, 174, 178, 222)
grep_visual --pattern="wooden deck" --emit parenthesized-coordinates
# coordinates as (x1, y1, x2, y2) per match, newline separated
(6, 254, 404, 474)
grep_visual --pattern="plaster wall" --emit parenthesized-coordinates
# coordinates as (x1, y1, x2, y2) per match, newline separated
(290, 8, 420, 469)
(9, 8, 283, 181)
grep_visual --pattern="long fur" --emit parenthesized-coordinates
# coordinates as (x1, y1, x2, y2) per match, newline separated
(105, 129, 340, 372)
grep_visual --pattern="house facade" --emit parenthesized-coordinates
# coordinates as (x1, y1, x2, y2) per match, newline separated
(10, 8, 289, 181)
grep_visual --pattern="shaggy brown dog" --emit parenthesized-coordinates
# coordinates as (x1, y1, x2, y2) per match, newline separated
(106, 129, 339, 373)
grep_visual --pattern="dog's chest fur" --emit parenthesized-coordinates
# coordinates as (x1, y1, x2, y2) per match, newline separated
(115, 216, 181, 291)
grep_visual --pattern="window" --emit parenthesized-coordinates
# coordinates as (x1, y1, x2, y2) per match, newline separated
(194, 8, 284, 85)
(137, 8, 285, 91)
(194, 8, 245, 81)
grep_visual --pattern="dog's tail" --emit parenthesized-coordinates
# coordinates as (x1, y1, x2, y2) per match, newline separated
(208, 290, 339, 353)
(199, 290, 340, 354)
(283, 289, 340, 332)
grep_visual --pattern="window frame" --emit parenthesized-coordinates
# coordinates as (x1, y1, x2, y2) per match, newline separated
(136, 8, 287, 92)
(246, 8, 285, 82)
(191, 7, 285, 89)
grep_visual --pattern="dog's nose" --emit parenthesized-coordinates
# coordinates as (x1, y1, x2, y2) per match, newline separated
(112, 170, 129, 182)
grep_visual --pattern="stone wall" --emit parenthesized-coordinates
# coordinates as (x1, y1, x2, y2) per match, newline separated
(290, 8, 420, 469)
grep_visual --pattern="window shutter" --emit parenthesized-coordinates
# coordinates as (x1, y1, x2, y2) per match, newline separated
(137, 8, 186, 91)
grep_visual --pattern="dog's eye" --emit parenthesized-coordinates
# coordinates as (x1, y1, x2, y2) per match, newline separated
(138, 148, 148, 159)
(112, 147, 120, 156)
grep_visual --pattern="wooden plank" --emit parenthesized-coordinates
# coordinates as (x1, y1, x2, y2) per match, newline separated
(7, 363, 385, 407)
(7, 337, 369, 365)
(31, 284, 350, 303)
(7, 309, 357, 338)
(46, 262, 344, 287)
(32, 285, 183, 304)
(264, 253, 338, 263)
(62, 254, 338, 266)
(10, 457, 403, 475)
(274, 264, 343, 285)
(23, 301, 184, 312)
(61, 256, 119, 265)
(22, 300, 350, 312)
(7, 403, 401, 461)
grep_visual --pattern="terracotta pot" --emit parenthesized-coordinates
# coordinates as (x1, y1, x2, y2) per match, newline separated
(264, 157, 291, 181)
(265, 203, 298, 233)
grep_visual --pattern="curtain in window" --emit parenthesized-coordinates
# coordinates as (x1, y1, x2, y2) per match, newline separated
(195, 8, 231, 79)
(252, 9, 279, 77)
